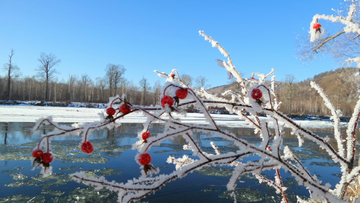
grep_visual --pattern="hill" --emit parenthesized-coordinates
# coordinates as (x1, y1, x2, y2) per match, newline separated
(208, 67, 359, 116)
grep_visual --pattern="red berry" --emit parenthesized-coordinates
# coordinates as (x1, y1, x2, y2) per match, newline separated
(120, 104, 131, 114)
(170, 73, 175, 78)
(142, 131, 151, 141)
(251, 88, 262, 100)
(81, 141, 94, 154)
(313, 22, 321, 29)
(42, 153, 53, 163)
(106, 107, 116, 115)
(138, 153, 151, 165)
(161, 96, 174, 108)
(175, 88, 188, 99)
(32, 149, 43, 158)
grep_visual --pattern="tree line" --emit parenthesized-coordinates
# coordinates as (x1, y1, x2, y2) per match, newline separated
(0, 50, 164, 105)
(221, 68, 359, 117)
(276, 68, 360, 117)
(1, 50, 209, 106)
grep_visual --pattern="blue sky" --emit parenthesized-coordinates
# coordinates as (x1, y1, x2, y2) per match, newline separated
(0, 0, 351, 89)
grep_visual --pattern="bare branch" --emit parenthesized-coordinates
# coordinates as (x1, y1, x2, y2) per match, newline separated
(313, 30, 346, 52)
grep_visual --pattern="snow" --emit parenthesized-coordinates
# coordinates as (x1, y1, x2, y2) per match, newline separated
(0, 105, 350, 129)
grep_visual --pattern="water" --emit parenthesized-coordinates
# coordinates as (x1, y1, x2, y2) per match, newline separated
(0, 122, 359, 203)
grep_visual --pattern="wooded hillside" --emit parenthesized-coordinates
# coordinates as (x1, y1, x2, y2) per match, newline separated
(209, 67, 360, 116)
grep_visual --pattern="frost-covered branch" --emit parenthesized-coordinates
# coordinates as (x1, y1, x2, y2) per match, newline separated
(309, 0, 360, 67)
(29, 30, 359, 203)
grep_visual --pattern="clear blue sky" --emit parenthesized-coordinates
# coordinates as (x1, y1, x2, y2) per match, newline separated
(0, 0, 351, 89)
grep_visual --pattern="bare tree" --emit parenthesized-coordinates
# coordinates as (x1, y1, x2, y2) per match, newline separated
(81, 74, 91, 102)
(285, 74, 296, 113)
(153, 80, 162, 105)
(105, 64, 126, 97)
(37, 53, 61, 101)
(139, 77, 148, 105)
(195, 76, 209, 89)
(181, 74, 192, 86)
(121, 79, 127, 97)
(51, 78, 58, 102)
(4, 49, 20, 100)
(96, 77, 107, 102)
(68, 75, 77, 101)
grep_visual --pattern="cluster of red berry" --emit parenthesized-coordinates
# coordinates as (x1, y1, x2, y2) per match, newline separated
(161, 88, 188, 108)
(106, 103, 132, 116)
(32, 148, 54, 172)
(105, 99, 132, 122)
(32, 149, 53, 164)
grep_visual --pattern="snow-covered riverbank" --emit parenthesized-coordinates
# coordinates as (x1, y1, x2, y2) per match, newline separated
(0, 105, 347, 128)
(0, 105, 349, 129)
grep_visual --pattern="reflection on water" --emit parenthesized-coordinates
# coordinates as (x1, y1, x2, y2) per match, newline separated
(0, 122, 359, 202)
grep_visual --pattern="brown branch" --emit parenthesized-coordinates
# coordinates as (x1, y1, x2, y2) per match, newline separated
(266, 145, 289, 203)
(185, 132, 211, 161)
(350, 33, 360, 40)
(313, 30, 345, 52)
(266, 108, 349, 166)
(35, 119, 68, 131)
(73, 152, 255, 203)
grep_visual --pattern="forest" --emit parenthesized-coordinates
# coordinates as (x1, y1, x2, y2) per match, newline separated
(0, 51, 210, 107)
(0, 51, 165, 106)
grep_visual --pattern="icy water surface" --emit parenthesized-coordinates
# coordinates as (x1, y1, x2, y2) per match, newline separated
(0, 122, 359, 203)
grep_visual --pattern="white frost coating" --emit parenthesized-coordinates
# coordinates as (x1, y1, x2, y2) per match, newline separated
(310, 81, 345, 158)
(346, 96, 360, 161)
(227, 164, 246, 190)
(283, 146, 294, 160)
(210, 142, 220, 155)
(309, 17, 325, 42)
(167, 155, 196, 170)
(230, 191, 237, 203)
(199, 31, 246, 95)
(346, 165, 360, 182)
(40, 166, 52, 177)
(255, 173, 282, 194)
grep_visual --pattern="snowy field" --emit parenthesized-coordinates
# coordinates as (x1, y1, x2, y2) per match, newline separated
(0, 105, 348, 128)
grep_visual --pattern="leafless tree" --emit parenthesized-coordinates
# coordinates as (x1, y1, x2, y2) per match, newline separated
(96, 77, 107, 102)
(36, 53, 61, 101)
(105, 64, 126, 97)
(81, 74, 91, 102)
(4, 49, 20, 100)
(68, 75, 77, 102)
(285, 74, 296, 113)
(153, 80, 162, 105)
(195, 76, 209, 89)
(139, 77, 148, 105)
(181, 74, 192, 86)
(51, 78, 58, 102)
